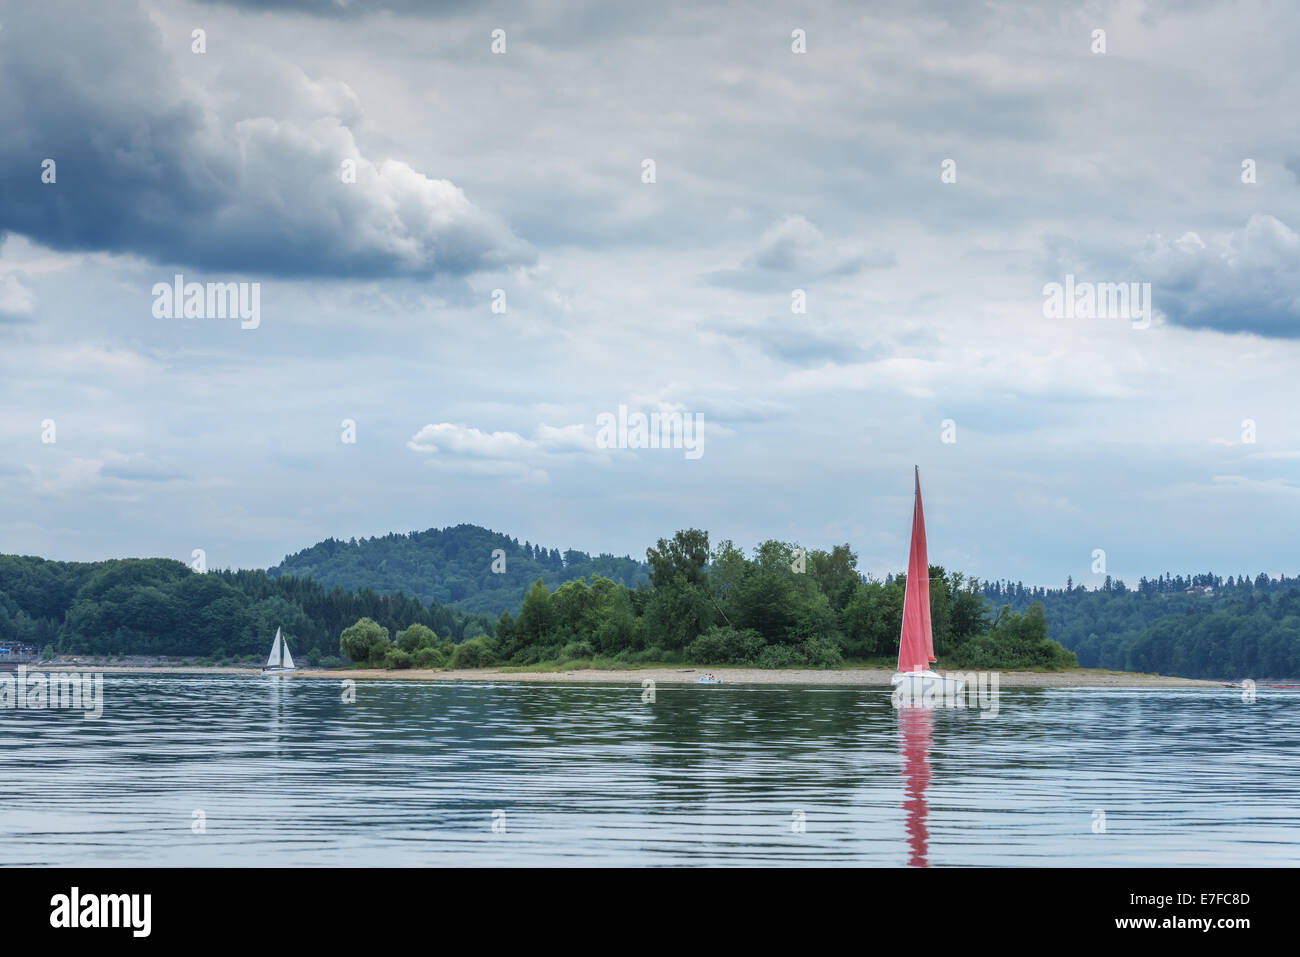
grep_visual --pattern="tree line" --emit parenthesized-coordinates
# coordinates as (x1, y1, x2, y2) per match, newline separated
(0, 554, 493, 664)
(18, 532, 1290, 678)
(984, 573, 1300, 679)
(334, 529, 1075, 672)
(269, 523, 648, 615)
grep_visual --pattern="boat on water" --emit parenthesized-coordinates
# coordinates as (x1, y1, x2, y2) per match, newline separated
(695, 675, 723, 684)
(261, 627, 296, 675)
(891, 467, 964, 701)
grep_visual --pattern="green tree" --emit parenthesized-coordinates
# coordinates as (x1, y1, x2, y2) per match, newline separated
(339, 617, 390, 664)
(451, 635, 499, 669)
(644, 573, 714, 649)
(946, 571, 990, 645)
(514, 579, 556, 650)
(840, 577, 905, 658)
(951, 602, 1075, 670)
(395, 622, 438, 652)
(732, 559, 795, 638)
(646, 529, 710, 589)
(808, 544, 860, 611)
(382, 647, 413, 669)
(413, 645, 450, 669)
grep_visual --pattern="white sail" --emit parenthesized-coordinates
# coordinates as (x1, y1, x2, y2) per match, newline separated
(265, 628, 283, 669)
(279, 635, 295, 670)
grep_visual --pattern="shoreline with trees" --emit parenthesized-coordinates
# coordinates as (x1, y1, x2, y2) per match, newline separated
(6, 525, 1296, 681)
(16, 660, 1225, 688)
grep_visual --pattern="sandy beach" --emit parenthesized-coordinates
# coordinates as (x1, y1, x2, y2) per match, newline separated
(293, 666, 1227, 688)
(23, 661, 1231, 687)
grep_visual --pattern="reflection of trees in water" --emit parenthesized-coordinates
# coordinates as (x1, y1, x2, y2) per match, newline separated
(323, 683, 978, 864)
(638, 688, 897, 805)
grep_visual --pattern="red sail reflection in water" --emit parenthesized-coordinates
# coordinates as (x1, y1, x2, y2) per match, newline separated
(897, 704, 935, 867)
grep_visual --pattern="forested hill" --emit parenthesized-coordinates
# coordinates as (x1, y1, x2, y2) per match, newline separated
(268, 524, 650, 616)
(982, 573, 1300, 679)
(0, 554, 493, 664)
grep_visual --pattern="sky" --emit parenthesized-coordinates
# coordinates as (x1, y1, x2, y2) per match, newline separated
(0, 0, 1297, 587)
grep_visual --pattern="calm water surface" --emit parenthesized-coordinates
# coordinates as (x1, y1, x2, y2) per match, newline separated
(2, 675, 1297, 866)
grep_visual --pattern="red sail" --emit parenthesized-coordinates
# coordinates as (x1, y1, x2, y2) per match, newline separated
(897, 467, 934, 673)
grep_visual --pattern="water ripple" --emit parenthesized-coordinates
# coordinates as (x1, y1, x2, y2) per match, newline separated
(1, 676, 1296, 865)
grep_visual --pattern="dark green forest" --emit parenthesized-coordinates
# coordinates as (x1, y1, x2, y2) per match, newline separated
(4, 526, 1296, 679)
(269, 523, 648, 614)
(0, 554, 492, 665)
(983, 573, 1300, 679)
(338, 530, 1075, 672)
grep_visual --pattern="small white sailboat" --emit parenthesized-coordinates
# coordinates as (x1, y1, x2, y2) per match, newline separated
(261, 627, 296, 675)
(891, 467, 964, 701)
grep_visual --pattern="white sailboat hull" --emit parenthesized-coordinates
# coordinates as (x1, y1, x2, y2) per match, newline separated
(891, 670, 965, 696)
(261, 667, 296, 675)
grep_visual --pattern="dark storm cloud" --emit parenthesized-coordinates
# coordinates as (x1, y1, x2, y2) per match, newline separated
(0, 1, 533, 278)
(1136, 216, 1300, 338)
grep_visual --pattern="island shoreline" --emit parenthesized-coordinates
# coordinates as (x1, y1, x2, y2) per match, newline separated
(20, 663, 1232, 688)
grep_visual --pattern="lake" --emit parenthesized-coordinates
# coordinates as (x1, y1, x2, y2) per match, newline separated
(2, 675, 1297, 866)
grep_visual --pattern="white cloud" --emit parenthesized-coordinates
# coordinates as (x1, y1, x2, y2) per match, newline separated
(25, 450, 181, 498)
(0, 272, 35, 321)
(406, 424, 530, 456)
(747, 215, 892, 276)
(406, 422, 599, 459)
(535, 423, 595, 453)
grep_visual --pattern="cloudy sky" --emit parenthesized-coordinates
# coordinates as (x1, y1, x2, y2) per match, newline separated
(1, 0, 1297, 586)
